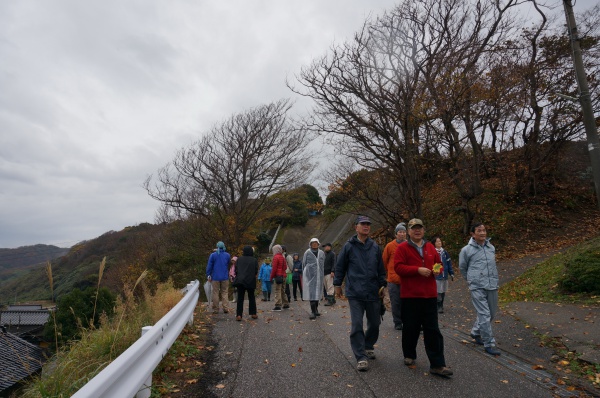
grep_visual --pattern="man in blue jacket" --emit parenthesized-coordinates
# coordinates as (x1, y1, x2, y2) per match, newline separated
(334, 215, 387, 372)
(206, 241, 231, 314)
(459, 223, 500, 356)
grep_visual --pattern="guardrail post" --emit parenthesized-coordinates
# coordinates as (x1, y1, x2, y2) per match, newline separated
(187, 282, 195, 325)
(135, 326, 153, 398)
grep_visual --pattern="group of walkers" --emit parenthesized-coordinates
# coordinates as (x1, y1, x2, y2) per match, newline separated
(205, 216, 500, 378)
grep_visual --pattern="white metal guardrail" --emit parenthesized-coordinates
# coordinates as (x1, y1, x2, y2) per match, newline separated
(71, 280, 200, 398)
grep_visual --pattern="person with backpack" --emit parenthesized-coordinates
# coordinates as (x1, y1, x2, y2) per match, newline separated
(232, 246, 259, 321)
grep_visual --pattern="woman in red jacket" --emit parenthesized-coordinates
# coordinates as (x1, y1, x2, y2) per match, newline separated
(269, 245, 288, 311)
(394, 219, 453, 377)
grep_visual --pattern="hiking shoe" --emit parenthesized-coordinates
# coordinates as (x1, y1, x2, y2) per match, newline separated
(223, 310, 229, 314)
(470, 333, 484, 345)
(357, 360, 369, 371)
(251, 314, 258, 319)
(309, 312, 316, 320)
(236, 316, 242, 321)
(485, 346, 501, 356)
(404, 358, 415, 366)
(283, 304, 290, 309)
(273, 306, 282, 311)
(365, 350, 376, 360)
(430, 367, 453, 377)
(395, 323, 403, 331)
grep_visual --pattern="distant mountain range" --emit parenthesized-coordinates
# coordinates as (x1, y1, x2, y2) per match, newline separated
(0, 244, 69, 271)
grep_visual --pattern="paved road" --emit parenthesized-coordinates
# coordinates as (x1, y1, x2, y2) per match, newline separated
(198, 251, 599, 397)
(203, 298, 579, 397)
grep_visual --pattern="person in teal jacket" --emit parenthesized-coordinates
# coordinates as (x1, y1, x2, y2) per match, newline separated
(258, 258, 273, 301)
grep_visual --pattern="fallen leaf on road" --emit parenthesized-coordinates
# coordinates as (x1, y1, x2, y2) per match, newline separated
(298, 347, 303, 352)
(559, 360, 570, 366)
(264, 359, 269, 364)
(186, 379, 198, 384)
(501, 380, 508, 384)
(532, 365, 545, 370)
(226, 352, 233, 355)
(291, 363, 296, 367)
(557, 379, 566, 385)
(347, 385, 353, 388)
(216, 384, 225, 389)
(333, 372, 340, 377)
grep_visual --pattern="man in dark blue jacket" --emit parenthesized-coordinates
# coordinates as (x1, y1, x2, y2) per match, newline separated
(334, 215, 387, 372)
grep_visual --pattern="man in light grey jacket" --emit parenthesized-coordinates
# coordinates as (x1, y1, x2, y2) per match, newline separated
(459, 223, 501, 356)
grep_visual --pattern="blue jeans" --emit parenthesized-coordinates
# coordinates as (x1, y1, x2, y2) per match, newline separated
(348, 299, 381, 361)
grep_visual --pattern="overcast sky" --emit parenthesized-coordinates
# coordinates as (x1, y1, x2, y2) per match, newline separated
(0, 0, 596, 249)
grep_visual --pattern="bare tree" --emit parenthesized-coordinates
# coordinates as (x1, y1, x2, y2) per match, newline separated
(144, 99, 315, 248)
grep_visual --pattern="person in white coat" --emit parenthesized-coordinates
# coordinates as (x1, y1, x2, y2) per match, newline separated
(302, 237, 325, 319)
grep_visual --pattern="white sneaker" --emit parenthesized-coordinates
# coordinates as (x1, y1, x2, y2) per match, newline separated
(357, 360, 369, 371)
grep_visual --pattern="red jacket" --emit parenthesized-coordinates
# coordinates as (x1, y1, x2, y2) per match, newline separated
(270, 253, 287, 280)
(393, 240, 441, 299)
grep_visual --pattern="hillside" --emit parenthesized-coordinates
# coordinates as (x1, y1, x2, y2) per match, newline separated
(2, 142, 600, 304)
(0, 244, 69, 284)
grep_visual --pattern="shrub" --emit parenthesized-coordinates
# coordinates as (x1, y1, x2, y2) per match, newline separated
(559, 249, 600, 294)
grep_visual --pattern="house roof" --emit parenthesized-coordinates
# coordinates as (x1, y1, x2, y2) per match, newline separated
(7, 305, 43, 311)
(0, 311, 50, 326)
(0, 329, 44, 392)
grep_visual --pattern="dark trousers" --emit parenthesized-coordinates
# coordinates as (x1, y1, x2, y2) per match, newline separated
(348, 299, 381, 361)
(292, 279, 302, 299)
(401, 297, 446, 368)
(236, 286, 257, 317)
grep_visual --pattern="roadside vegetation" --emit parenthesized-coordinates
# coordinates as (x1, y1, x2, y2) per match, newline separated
(500, 236, 600, 305)
(19, 268, 184, 398)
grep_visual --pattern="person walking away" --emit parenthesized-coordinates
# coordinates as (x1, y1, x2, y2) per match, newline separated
(432, 237, 454, 314)
(282, 245, 293, 304)
(291, 253, 303, 301)
(322, 243, 336, 306)
(206, 241, 231, 314)
(459, 223, 501, 356)
(334, 216, 387, 372)
(258, 258, 272, 301)
(302, 238, 325, 319)
(269, 245, 287, 311)
(394, 219, 453, 377)
(233, 246, 259, 321)
(382, 222, 406, 330)
(229, 256, 238, 303)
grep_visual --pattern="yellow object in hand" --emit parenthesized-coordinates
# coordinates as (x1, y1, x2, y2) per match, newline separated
(432, 263, 442, 274)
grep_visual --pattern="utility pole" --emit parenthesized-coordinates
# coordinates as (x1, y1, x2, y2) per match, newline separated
(563, 0, 600, 209)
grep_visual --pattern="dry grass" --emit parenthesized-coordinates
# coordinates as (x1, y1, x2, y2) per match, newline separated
(19, 276, 183, 398)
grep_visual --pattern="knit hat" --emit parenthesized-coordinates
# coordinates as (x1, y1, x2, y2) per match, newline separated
(395, 223, 406, 234)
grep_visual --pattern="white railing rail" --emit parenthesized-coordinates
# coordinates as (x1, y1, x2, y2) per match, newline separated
(72, 280, 200, 398)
